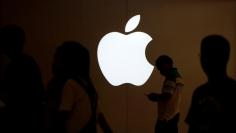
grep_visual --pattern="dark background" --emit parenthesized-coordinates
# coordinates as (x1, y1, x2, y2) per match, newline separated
(1, 0, 236, 132)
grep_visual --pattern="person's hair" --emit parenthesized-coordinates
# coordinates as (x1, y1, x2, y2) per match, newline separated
(53, 41, 90, 79)
(155, 55, 173, 70)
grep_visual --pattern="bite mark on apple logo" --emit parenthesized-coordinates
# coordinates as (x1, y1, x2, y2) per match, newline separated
(97, 15, 154, 86)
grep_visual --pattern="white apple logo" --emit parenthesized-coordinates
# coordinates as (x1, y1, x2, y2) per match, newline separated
(97, 15, 154, 86)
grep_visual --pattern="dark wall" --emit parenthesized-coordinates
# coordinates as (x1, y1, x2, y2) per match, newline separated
(1, 0, 236, 132)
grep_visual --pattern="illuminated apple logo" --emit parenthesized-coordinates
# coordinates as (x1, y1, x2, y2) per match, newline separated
(97, 15, 154, 86)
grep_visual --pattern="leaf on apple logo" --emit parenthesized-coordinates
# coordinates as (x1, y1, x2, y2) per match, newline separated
(125, 15, 140, 33)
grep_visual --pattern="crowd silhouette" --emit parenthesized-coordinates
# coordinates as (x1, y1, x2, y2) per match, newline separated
(0, 25, 235, 133)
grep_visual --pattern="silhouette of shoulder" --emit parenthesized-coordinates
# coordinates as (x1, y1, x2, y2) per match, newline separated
(7, 54, 38, 68)
(63, 79, 87, 98)
(186, 77, 236, 131)
(60, 79, 91, 111)
(191, 83, 210, 98)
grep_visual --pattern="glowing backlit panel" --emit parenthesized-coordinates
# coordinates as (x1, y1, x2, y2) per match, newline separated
(97, 15, 154, 86)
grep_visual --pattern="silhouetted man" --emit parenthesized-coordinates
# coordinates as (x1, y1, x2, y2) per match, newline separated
(185, 35, 236, 133)
(147, 55, 184, 133)
(0, 25, 44, 133)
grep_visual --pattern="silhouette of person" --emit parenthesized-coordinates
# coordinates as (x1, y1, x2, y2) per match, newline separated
(185, 35, 236, 133)
(0, 27, 9, 133)
(45, 41, 112, 133)
(147, 55, 184, 133)
(0, 25, 45, 133)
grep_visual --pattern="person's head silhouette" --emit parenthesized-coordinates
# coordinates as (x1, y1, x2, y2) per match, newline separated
(200, 35, 230, 80)
(52, 41, 90, 79)
(155, 55, 173, 76)
(0, 25, 25, 58)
